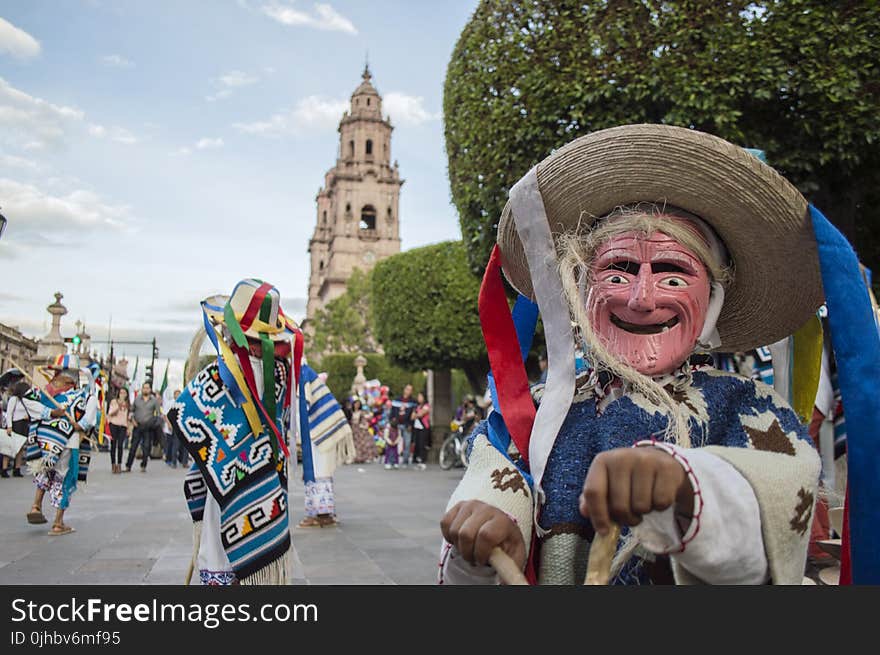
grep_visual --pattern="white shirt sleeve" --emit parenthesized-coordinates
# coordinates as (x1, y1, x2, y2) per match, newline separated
(631, 443, 769, 585)
(199, 493, 234, 579)
(79, 393, 98, 431)
(3, 397, 14, 428)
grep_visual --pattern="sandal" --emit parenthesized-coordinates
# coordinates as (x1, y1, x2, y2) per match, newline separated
(48, 524, 75, 536)
(27, 506, 47, 524)
(296, 516, 322, 528)
(317, 515, 338, 527)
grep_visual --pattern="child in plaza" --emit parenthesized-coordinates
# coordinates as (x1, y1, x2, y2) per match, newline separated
(384, 416, 402, 469)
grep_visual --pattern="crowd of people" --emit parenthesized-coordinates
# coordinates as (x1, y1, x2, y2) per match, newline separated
(344, 383, 433, 470)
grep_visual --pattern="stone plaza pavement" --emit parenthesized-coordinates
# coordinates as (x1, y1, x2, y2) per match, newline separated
(0, 455, 464, 585)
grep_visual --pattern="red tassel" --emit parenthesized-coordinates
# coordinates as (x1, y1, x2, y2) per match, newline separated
(840, 484, 852, 584)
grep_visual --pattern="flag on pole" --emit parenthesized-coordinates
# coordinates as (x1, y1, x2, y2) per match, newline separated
(160, 359, 170, 395)
(131, 356, 139, 392)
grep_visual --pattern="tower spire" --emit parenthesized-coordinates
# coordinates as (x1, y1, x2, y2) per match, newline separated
(363, 50, 371, 81)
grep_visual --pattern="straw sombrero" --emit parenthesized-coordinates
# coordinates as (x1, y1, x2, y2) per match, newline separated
(202, 278, 298, 342)
(497, 123, 824, 352)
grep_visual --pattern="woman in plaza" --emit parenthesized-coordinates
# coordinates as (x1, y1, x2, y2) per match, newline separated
(106, 387, 130, 474)
(350, 399, 376, 464)
(411, 392, 431, 470)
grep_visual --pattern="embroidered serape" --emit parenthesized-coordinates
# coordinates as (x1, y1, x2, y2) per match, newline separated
(171, 360, 291, 582)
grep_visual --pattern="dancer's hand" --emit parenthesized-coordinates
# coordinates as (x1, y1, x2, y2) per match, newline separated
(50, 408, 65, 418)
(579, 447, 693, 535)
(441, 500, 525, 570)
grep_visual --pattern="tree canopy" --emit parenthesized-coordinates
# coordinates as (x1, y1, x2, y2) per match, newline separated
(371, 241, 488, 390)
(306, 268, 377, 357)
(445, 0, 880, 278)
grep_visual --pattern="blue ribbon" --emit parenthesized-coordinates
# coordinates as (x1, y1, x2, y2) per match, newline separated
(201, 306, 247, 406)
(811, 204, 880, 583)
(485, 295, 538, 485)
(299, 367, 316, 484)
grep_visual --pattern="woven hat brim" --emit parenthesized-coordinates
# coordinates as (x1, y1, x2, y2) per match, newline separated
(497, 124, 824, 353)
(202, 295, 298, 342)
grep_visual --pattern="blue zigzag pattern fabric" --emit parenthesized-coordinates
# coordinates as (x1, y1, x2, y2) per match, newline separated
(24, 387, 92, 482)
(170, 361, 290, 581)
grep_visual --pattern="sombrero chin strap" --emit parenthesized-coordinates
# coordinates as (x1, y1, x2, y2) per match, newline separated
(509, 167, 576, 524)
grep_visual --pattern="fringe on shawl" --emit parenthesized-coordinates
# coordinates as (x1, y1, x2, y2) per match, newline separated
(186, 520, 203, 586)
(239, 551, 290, 586)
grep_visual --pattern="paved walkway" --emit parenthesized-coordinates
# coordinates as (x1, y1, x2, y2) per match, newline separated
(0, 455, 464, 585)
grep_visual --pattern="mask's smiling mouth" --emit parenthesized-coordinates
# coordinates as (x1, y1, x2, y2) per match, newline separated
(610, 314, 679, 335)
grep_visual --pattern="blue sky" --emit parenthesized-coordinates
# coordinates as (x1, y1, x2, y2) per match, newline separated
(0, 0, 477, 388)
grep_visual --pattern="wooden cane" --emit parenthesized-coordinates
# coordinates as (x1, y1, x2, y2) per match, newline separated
(488, 547, 529, 585)
(584, 523, 621, 585)
(4, 357, 96, 446)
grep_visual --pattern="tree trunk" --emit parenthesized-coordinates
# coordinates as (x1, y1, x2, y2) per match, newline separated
(427, 369, 454, 464)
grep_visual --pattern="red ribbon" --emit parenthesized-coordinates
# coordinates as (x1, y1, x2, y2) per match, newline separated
(478, 245, 536, 464)
(239, 282, 274, 332)
(840, 484, 852, 584)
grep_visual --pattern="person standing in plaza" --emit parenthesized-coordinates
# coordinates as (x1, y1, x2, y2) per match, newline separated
(394, 384, 417, 467)
(411, 392, 431, 470)
(3, 381, 32, 478)
(125, 381, 159, 472)
(350, 399, 376, 463)
(106, 387, 130, 474)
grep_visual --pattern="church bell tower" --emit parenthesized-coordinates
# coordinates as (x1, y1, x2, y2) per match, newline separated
(306, 66, 404, 320)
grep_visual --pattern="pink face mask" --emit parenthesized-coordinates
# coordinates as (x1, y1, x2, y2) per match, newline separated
(586, 231, 711, 376)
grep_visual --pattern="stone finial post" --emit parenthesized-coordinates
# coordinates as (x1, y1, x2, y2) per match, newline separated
(352, 354, 367, 398)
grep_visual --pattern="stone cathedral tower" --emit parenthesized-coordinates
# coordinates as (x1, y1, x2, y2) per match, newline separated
(306, 66, 404, 320)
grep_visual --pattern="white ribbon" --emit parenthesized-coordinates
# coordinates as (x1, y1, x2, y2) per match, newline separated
(509, 168, 576, 531)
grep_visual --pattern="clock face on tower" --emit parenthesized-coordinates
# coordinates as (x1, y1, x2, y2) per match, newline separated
(363, 251, 376, 265)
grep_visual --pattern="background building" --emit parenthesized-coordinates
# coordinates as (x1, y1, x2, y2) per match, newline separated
(306, 66, 404, 320)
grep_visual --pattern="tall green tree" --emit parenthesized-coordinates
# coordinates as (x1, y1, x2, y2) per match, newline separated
(446, 0, 880, 278)
(307, 268, 377, 357)
(371, 241, 488, 391)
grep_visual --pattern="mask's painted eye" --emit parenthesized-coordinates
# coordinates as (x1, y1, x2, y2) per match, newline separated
(604, 273, 629, 284)
(661, 276, 688, 288)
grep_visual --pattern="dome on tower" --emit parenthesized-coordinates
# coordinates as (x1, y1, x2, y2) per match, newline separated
(348, 64, 382, 118)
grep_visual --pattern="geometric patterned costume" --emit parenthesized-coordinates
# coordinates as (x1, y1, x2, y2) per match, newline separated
(170, 359, 291, 585)
(24, 386, 95, 510)
(299, 363, 352, 520)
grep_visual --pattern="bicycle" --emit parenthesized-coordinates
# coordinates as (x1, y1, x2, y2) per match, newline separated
(438, 420, 470, 470)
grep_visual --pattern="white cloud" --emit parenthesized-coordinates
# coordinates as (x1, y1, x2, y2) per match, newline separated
(101, 54, 134, 68)
(88, 123, 139, 145)
(218, 70, 258, 87)
(259, 2, 357, 35)
(0, 17, 41, 59)
(172, 137, 223, 155)
(0, 178, 133, 251)
(196, 137, 224, 150)
(0, 154, 41, 172)
(384, 92, 440, 125)
(233, 95, 347, 137)
(0, 77, 84, 150)
(206, 70, 259, 102)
